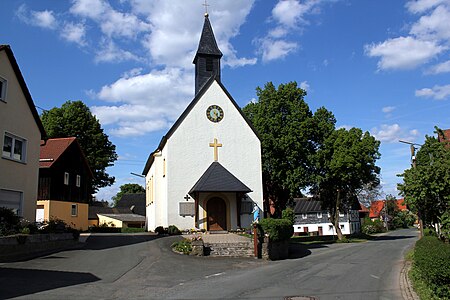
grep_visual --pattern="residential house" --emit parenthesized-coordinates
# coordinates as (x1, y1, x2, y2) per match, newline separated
(88, 198, 145, 229)
(293, 198, 361, 236)
(36, 137, 92, 230)
(0, 45, 47, 221)
(369, 199, 407, 221)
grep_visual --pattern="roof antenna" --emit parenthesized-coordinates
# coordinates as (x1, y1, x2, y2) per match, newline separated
(203, 0, 210, 17)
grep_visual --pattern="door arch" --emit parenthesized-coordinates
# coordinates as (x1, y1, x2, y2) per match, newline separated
(207, 197, 227, 231)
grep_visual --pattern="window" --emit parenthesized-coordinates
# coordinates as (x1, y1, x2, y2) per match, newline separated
(206, 57, 213, 71)
(340, 224, 345, 230)
(71, 204, 77, 216)
(317, 212, 323, 218)
(302, 213, 307, 219)
(64, 172, 69, 185)
(2, 133, 26, 162)
(339, 212, 344, 217)
(163, 159, 166, 177)
(0, 189, 23, 216)
(329, 225, 333, 230)
(0, 76, 7, 102)
(76, 175, 81, 187)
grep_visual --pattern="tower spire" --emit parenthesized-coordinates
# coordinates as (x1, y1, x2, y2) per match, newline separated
(193, 12, 222, 95)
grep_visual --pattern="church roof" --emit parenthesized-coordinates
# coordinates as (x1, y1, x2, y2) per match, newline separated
(193, 14, 222, 63)
(189, 162, 251, 194)
(142, 76, 260, 175)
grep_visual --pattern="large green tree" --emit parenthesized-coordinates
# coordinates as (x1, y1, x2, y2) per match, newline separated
(243, 82, 336, 217)
(112, 183, 145, 207)
(311, 128, 381, 240)
(41, 101, 118, 193)
(398, 128, 450, 238)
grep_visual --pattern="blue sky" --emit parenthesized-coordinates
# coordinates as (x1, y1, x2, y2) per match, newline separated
(1, 0, 449, 203)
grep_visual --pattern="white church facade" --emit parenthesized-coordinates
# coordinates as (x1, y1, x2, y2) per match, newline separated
(142, 14, 263, 231)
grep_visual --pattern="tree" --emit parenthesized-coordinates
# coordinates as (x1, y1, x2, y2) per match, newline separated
(311, 128, 381, 240)
(243, 82, 336, 217)
(357, 183, 382, 208)
(112, 183, 145, 207)
(398, 128, 450, 238)
(41, 101, 118, 193)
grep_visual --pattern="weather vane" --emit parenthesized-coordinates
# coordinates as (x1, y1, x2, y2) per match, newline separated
(203, 0, 210, 16)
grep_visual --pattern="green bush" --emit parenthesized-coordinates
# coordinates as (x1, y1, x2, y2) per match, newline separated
(88, 226, 121, 233)
(412, 236, 450, 299)
(260, 218, 293, 242)
(155, 226, 166, 235)
(168, 225, 181, 235)
(0, 207, 20, 236)
(361, 218, 385, 234)
(281, 207, 295, 226)
(171, 239, 192, 255)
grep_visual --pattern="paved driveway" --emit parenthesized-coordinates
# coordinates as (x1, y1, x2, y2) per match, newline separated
(0, 229, 418, 299)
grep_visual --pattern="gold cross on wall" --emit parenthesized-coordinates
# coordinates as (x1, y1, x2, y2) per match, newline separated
(209, 138, 222, 161)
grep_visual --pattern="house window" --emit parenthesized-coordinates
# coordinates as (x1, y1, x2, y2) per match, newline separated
(339, 212, 344, 217)
(0, 189, 23, 216)
(0, 77, 7, 102)
(329, 225, 333, 230)
(317, 213, 323, 218)
(71, 204, 77, 216)
(2, 133, 26, 163)
(76, 175, 81, 187)
(302, 213, 307, 219)
(64, 172, 69, 185)
(340, 224, 345, 230)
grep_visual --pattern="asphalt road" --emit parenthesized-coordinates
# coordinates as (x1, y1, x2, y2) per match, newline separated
(0, 228, 418, 300)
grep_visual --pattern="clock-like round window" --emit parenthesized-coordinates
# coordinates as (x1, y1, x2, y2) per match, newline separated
(206, 105, 224, 123)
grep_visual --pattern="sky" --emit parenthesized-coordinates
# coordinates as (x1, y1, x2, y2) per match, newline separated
(1, 0, 449, 204)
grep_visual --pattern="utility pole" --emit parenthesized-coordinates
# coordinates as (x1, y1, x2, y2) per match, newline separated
(399, 140, 423, 237)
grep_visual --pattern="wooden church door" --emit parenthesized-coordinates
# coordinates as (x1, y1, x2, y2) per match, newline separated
(207, 197, 227, 231)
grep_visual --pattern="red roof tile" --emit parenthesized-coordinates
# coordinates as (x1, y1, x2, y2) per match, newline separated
(39, 137, 76, 168)
(369, 199, 407, 218)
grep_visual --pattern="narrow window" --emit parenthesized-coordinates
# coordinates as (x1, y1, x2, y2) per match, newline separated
(340, 224, 344, 230)
(302, 213, 307, 219)
(163, 159, 166, 177)
(71, 204, 77, 216)
(206, 57, 213, 71)
(64, 172, 69, 185)
(0, 77, 7, 102)
(2, 133, 26, 162)
(76, 175, 81, 187)
(317, 212, 322, 218)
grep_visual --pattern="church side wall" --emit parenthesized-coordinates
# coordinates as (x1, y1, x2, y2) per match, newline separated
(166, 81, 264, 230)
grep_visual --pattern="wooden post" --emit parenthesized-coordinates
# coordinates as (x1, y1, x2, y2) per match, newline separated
(253, 223, 258, 257)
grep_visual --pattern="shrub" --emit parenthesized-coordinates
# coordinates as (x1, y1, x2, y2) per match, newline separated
(155, 226, 166, 235)
(361, 218, 385, 234)
(121, 227, 146, 233)
(88, 226, 121, 233)
(412, 236, 450, 299)
(281, 207, 295, 226)
(168, 225, 181, 235)
(171, 239, 192, 255)
(0, 207, 20, 236)
(260, 218, 293, 242)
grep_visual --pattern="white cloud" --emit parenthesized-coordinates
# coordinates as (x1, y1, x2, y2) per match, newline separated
(60, 22, 87, 46)
(415, 84, 450, 99)
(365, 36, 444, 70)
(382, 106, 396, 113)
(371, 124, 420, 143)
(406, 0, 448, 14)
(260, 39, 298, 62)
(257, 0, 329, 63)
(300, 81, 310, 91)
(427, 60, 450, 74)
(410, 4, 450, 41)
(94, 38, 141, 63)
(16, 4, 58, 29)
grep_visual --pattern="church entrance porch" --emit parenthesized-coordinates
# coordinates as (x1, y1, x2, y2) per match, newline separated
(207, 197, 227, 231)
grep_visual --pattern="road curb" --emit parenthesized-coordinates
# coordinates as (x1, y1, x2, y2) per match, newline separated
(400, 260, 419, 300)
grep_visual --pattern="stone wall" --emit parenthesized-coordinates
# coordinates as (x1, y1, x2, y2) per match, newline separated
(205, 241, 254, 257)
(0, 233, 79, 262)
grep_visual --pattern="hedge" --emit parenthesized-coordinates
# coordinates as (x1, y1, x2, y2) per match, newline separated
(260, 218, 293, 242)
(412, 236, 450, 299)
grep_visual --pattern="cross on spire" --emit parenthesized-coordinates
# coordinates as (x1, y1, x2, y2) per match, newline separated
(203, 0, 210, 16)
(209, 138, 222, 161)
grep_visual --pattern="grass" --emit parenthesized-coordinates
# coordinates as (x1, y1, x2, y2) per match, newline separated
(290, 233, 374, 245)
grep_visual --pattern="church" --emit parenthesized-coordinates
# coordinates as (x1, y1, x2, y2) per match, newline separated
(142, 13, 263, 232)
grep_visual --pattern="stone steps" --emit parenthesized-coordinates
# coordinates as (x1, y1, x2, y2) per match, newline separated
(204, 241, 254, 257)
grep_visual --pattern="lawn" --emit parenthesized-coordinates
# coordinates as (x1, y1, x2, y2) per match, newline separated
(290, 233, 374, 245)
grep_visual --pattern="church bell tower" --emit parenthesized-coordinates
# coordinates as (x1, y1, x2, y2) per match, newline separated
(193, 13, 223, 95)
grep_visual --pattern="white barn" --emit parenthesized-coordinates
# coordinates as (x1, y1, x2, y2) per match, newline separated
(142, 14, 263, 232)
